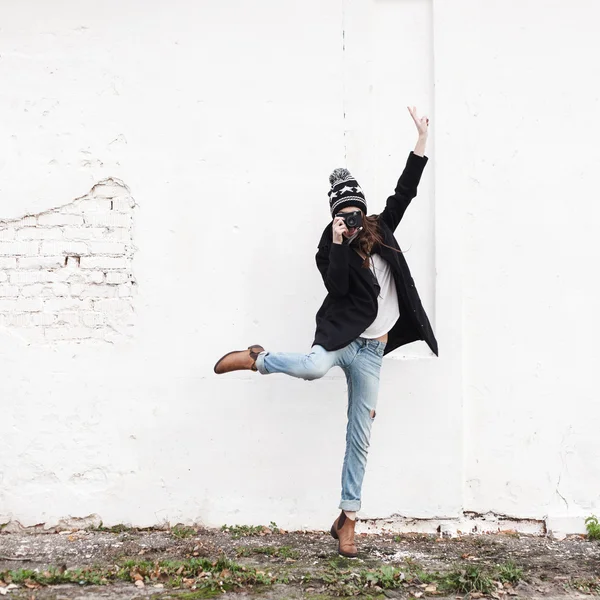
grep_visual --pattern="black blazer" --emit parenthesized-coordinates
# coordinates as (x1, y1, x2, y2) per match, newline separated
(312, 151, 438, 357)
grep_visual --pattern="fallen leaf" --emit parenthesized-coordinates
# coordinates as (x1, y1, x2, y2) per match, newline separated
(153, 584, 164, 589)
(461, 553, 471, 559)
(471, 593, 483, 599)
(24, 583, 40, 590)
(134, 580, 145, 588)
(425, 585, 437, 593)
(413, 592, 423, 598)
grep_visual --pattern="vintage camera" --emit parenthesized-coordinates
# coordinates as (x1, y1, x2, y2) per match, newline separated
(335, 210, 363, 229)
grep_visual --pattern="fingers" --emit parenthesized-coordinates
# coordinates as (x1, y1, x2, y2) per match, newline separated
(333, 217, 348, 233)
(407, 105, 419, 125)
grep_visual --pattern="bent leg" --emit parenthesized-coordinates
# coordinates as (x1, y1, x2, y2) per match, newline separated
(255, 345, 338, 380)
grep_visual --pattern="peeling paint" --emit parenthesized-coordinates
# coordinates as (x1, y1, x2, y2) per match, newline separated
(0, 178, 137, 344)
(358, 510, 547, 537)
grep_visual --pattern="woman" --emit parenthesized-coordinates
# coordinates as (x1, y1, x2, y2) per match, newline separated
(214, 106, 438, 558)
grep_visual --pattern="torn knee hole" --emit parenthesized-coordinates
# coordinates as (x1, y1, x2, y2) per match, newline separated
(370, 409, 376, 419)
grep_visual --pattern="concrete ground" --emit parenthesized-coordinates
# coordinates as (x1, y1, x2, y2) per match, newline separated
(0, 523, 598, 600)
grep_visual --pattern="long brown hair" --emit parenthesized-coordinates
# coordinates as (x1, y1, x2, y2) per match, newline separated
(353, 213, 403, 268)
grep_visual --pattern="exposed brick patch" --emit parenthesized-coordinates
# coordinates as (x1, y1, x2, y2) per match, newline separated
(0, 178, 136, 344)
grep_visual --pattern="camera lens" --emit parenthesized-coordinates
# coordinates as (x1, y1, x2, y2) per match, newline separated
(346, 216, 357, 228)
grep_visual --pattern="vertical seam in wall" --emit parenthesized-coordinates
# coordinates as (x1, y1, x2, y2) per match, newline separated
(430, 0, 437, 330)
(432, 0, 465, 514)
(342, 0, 347, 163)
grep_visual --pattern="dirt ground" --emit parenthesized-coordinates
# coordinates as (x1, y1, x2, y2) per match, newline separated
(1, 525, 599, 600)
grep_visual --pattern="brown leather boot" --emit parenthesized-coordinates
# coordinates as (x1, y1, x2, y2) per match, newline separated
(213, 345, 265, 374)
(330, 510, 358, 558)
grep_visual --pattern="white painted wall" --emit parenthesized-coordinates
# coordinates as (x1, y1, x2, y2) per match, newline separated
(450, 0, 600, 531)
(0, 0, 598, 534)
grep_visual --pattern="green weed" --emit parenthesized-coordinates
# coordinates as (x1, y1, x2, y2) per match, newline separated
(497, 560, 523, 584)
(0, 557, 280, 593)
(569, 577, 600, 594)
(94, 523, 133, 534)
(174, 590, 221, 600)
(171, 525, 197, 539)
(441, 565, 495, 594)
(220, 524, 265, 539)
(585, 515, 600, 541)
(235, 545, 298, 559)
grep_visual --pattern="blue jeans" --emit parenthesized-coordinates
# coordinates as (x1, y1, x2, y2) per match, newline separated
(255, 337, 385, 512)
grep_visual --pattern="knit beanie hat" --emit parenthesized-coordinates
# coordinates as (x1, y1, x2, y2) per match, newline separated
(328, 168, 367, 217)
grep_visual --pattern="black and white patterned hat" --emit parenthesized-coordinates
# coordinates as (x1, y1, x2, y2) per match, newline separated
(328, 168, 367, 217)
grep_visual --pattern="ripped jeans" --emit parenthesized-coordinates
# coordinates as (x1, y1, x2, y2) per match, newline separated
(255, 337, 385, 512)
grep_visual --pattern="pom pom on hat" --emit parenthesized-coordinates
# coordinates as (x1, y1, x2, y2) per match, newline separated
(329, 168, 353, 187)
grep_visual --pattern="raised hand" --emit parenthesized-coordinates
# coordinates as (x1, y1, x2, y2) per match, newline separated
(407, 106, 430, 137)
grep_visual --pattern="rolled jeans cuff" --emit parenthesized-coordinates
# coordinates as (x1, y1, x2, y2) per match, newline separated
(255, 351, 269, 375)
(339, 499, 361, 511)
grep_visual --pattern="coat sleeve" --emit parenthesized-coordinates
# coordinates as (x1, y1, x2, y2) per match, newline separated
(315, 242, 351, 298)
(379, 151, 429, 233)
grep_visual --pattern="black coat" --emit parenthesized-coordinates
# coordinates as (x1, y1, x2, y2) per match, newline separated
(312, 151, 438, 357)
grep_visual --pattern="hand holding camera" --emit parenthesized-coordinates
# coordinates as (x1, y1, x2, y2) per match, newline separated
(332, 211, 363, 245)
(332, 217, 348, 245)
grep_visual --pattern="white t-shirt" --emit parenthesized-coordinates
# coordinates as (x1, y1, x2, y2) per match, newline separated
(360, 253, 400, 339)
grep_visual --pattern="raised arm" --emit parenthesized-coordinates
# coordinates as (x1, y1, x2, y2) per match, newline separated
(379, 106, 430, 233)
